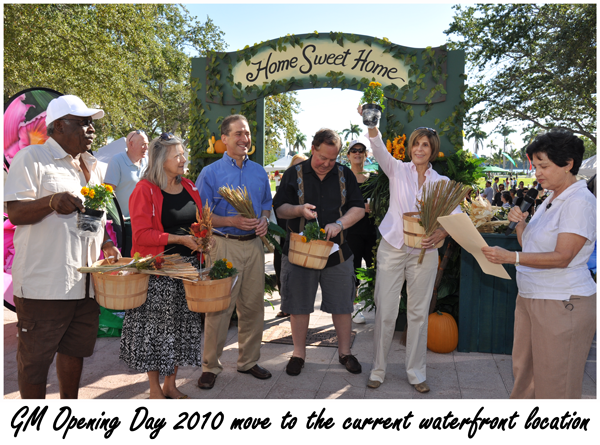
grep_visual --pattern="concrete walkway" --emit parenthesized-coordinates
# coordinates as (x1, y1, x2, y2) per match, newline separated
(3, 254, 596, 399)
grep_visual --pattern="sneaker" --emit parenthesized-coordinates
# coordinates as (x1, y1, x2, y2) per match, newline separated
(339, 354, 362, 374)
(352, 310, 366, 324)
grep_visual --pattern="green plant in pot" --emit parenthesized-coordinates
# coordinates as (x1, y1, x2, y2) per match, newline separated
(360, 80, 385, 127)
(78, 183, 114, 236)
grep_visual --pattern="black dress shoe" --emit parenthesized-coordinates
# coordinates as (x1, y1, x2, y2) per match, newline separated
(285, 356, 305, 376)
(237, 364, 272, 379)
(198, 372, 217, 389)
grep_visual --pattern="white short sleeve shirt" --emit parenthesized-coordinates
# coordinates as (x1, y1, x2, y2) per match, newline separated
(517, 180, 596, 300)
(4, 138, 105, 300)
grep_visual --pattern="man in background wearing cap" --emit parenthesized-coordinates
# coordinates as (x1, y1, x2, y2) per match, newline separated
(105, 130, 149, 256)
(4, 95, 120, 399)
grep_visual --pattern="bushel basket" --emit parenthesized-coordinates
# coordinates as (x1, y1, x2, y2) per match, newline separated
(403, 212, 444, 249)
(91, 257, 149, 310)
(183, 272, 235, 313)
(288, 232, 334, 270)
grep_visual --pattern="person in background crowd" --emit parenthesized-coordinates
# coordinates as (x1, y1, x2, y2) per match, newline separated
(274, 128, 365, 377)
(501, 191, 513, 208)
(482, 181, 494, 203)
(346, 136, 378, 324)
(518, 180, 525, 191)
(5, 95, 118, 398)
(492, 183, 505, 206)
(195, 115, 273, 390)
(105, 129, 149, 256)
(274, 153, 308, 318)
(492, 177, 500, 195)
(120, 133, 203, 399)
(482, 129, 596, 398)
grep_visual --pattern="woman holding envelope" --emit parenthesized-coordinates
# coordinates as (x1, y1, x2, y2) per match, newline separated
(482, 129, 596, 399)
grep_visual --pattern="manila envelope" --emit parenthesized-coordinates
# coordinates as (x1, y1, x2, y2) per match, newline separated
(437, 213, 511, 280)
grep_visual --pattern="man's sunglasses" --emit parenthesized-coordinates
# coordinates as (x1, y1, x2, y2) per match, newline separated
(59, 117, 94, 128)
(126, 129, 146, 143)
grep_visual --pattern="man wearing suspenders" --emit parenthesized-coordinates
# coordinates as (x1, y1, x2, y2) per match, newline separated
(274, 129, 365, 376)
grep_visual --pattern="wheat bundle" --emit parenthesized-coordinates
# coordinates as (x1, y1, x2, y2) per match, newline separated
(218, 185, 274, 252)
(416, 180, 471, 264)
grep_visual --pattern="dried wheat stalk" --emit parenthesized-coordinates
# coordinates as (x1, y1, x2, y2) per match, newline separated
(218, 185, 274, 252)
(416, 180, 471, 264)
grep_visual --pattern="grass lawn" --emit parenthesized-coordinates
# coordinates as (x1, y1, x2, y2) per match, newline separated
(270, 179, 276, 192)
(476, 174, 536, 189)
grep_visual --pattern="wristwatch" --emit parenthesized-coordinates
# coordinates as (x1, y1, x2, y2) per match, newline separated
(335, 219, 344, 231)
(514, 251, 520, 266)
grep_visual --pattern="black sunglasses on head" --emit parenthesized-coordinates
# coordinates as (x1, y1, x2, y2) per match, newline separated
(416, 127, 437, 135)
(160, 132, 174, 141)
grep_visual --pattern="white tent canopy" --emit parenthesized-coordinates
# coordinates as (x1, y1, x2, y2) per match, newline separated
(578, 154, 596, 179)
(264, 154, 295, 173)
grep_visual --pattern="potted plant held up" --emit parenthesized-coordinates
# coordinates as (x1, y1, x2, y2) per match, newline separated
(77, 183, 114, 237)
(360, 80, 385, 128)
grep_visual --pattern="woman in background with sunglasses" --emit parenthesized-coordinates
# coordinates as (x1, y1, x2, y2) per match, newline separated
(119, 133, 203, 399)
(358, 106, 457, 393)
(345, 137, 378, 324)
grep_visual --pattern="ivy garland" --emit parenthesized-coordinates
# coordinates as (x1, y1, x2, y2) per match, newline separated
(191, 33, 466, 176)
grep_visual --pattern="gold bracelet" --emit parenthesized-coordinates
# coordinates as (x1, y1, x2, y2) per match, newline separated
(48, 193, 57, 211)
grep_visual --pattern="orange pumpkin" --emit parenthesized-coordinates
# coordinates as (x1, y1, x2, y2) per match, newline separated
(214, 139, 227, 154)
(427, 311, 458, 353)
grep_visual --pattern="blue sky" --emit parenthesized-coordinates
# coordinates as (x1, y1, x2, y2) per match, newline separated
(185, 3, 524, 156)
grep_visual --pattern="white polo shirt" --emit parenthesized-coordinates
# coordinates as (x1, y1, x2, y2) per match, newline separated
(517, 180, 596, 300)
(4, 137, 105, 300)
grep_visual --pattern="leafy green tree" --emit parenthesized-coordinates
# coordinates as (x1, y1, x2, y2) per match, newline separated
(264, 92, 301, 164)
(4, 4, 226, 145)
(446, 4, 596, 145)
(342, 122, 361, 142)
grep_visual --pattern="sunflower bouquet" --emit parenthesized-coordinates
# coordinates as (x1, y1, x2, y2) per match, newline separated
(386, 134, 406, 161)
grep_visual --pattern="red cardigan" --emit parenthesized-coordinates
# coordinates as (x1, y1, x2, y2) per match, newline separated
(129, 178, 203, 257)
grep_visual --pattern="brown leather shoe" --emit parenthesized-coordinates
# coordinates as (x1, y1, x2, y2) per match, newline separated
(413, 381, 430, 393)
(237, 364, 272, 379)
(339, 354, 362, 374)
(198, 372, 217, 390)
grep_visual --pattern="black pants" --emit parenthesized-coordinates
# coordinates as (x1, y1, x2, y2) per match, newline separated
(346, 232, 377, 287)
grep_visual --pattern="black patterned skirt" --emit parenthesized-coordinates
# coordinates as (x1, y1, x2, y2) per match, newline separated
(119, 257, 203, 376)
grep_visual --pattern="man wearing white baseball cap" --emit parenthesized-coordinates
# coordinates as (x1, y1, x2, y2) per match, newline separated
(5, 94, 119, 399)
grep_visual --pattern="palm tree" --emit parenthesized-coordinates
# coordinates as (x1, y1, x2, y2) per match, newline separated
(497, 125, 516, 169)
(292, 133, 307, 155)
(466, 127, 487, 154)
(342, 122, 361, 141)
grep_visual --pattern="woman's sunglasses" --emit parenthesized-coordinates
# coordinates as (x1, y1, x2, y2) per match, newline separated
(416, 127, 437, 135)
(348, 147, 366, 154)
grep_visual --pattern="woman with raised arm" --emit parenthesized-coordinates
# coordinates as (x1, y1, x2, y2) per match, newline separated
(358, 105, 457, 393)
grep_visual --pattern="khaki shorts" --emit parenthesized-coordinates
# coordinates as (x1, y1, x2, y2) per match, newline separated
(14, 296, 100, 385)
